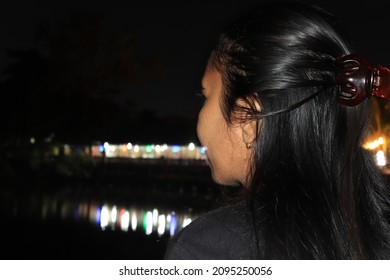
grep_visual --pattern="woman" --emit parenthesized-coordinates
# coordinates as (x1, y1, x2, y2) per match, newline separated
(164, 2, 390, 259)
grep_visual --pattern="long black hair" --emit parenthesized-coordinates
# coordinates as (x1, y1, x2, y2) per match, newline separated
(210, 2, 390, 259)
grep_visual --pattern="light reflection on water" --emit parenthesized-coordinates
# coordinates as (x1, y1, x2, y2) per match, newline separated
(7, 192, 200, 238)
(74, 201, 196, 236)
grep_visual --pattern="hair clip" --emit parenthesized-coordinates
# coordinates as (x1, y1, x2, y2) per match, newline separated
(336, 54, 390, 106)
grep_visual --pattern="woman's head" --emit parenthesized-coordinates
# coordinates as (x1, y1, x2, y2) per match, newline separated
(198, 2, 372, 189)
(197, 1, 390, 259)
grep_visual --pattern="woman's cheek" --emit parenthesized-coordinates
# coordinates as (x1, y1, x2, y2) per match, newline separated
(196, 108, 206, 147)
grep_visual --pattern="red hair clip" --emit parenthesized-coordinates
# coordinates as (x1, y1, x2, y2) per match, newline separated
(336, 54, 390, 106)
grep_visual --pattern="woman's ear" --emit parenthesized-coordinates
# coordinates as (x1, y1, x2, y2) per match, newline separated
(241, 121, 257, 148)
(235, 96, 263, 148)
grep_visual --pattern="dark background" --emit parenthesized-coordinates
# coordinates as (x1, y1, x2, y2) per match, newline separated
(1, 0, 390, 146)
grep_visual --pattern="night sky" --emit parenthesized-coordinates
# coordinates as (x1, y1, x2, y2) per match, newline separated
(1, 0, 389, 143)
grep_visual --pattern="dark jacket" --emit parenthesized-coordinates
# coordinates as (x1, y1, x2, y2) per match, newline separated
(164, 201, 257, 259)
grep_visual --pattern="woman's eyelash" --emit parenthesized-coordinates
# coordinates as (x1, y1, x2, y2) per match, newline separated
(195, 88, 206, 99)
(196, 92, 206, 99)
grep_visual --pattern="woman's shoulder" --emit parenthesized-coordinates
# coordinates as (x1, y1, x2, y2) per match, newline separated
(163, 200, 257, 260)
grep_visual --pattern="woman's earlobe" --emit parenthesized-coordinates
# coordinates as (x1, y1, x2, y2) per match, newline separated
(241, 119, 258, 149)
(236, 95, 263, 148)
(245, 142, 253, 149)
